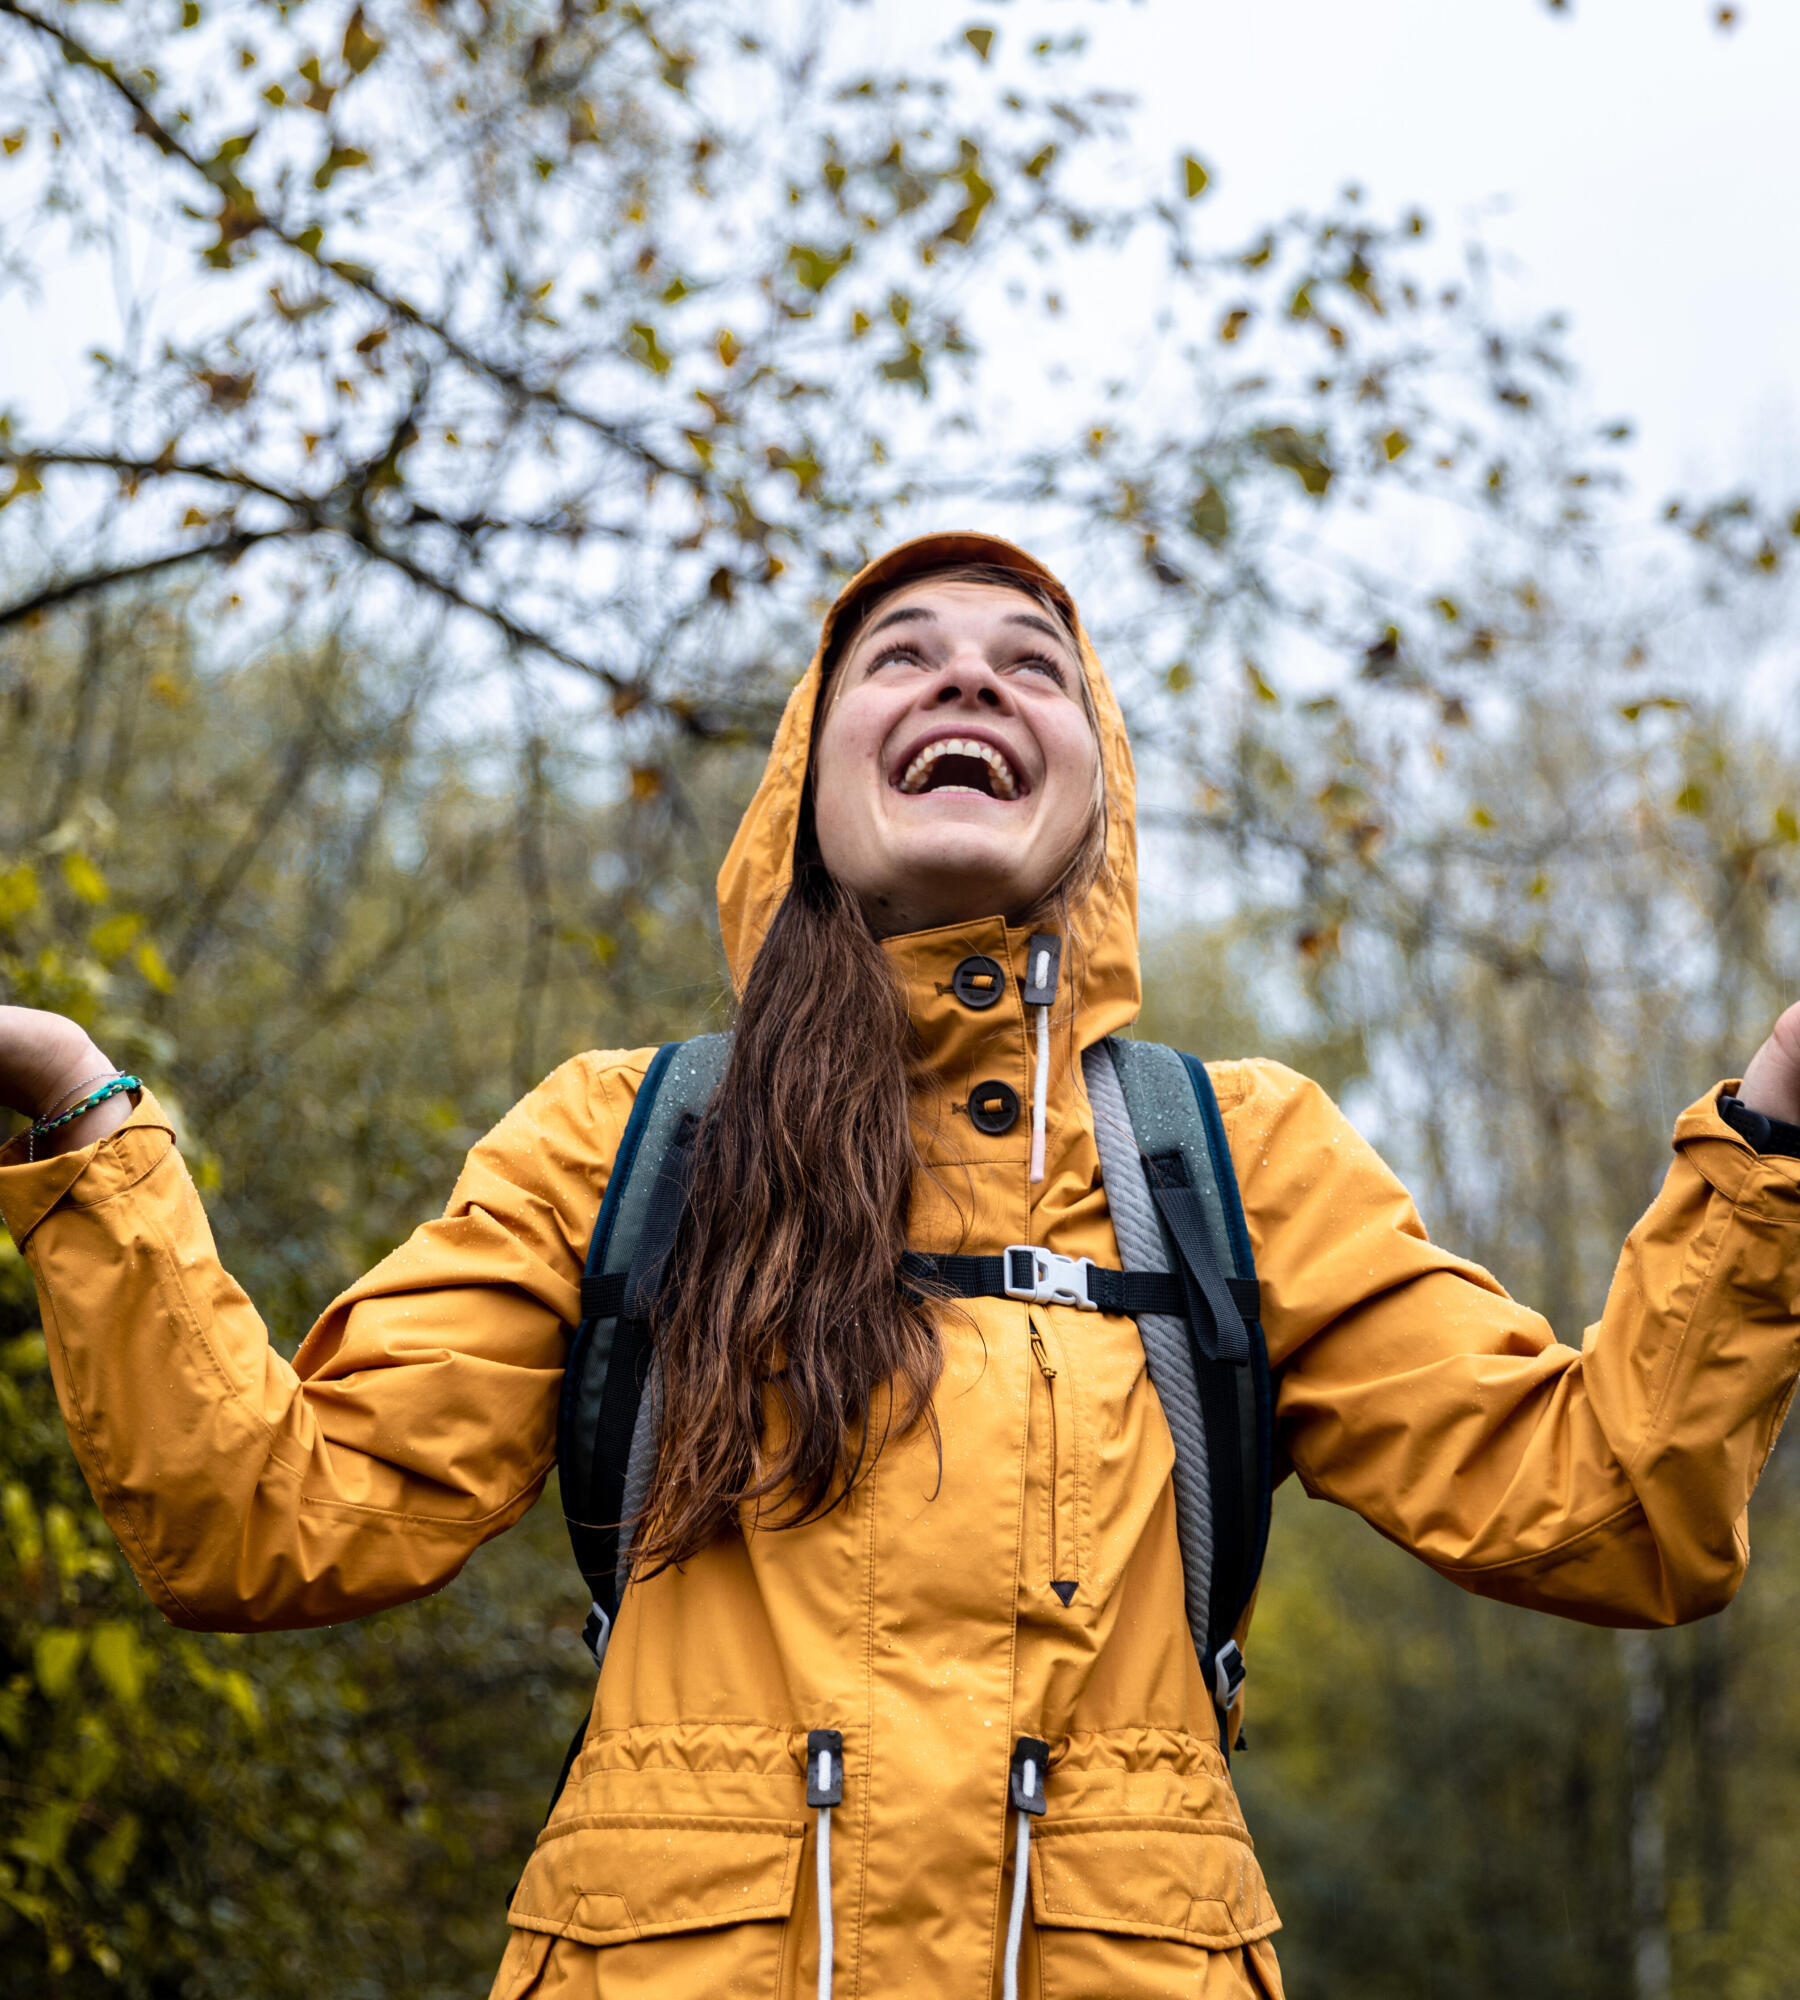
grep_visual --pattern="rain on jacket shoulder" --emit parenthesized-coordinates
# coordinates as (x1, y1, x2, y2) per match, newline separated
(5, 534, 1799, 2000)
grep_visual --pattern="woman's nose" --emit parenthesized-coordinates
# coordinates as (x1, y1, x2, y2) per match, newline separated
(926, 650, 1008, 708)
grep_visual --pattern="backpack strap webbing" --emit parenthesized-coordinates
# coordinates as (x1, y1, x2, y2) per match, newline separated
(1085, 1038, 1271, 1736)
(557, 1034, 732, 1629)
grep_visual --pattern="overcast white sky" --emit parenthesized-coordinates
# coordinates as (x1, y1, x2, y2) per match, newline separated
(887, 0, 1799, 510)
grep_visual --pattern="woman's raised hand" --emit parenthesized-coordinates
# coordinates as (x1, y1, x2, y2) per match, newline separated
(0, 1006, 133, 1154)
(1737, 1001, 1800, 1128)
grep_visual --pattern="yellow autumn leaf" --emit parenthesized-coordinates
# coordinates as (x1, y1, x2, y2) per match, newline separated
(61, 851, 108, 905)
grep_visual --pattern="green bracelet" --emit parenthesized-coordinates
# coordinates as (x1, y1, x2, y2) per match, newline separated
(27, 1075, 142, 1162)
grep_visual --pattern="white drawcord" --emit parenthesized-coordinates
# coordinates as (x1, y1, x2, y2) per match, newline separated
(1002, 1752, 1039, 2000)
(816, 1778, 834, 2000)
(1029, 998, 1050, 1184)
(807, 1730, 842, 2000)
(1023, 936, 1061, 1186)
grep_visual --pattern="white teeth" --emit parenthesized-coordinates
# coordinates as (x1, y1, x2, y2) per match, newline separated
(897, 736, 1020, 799)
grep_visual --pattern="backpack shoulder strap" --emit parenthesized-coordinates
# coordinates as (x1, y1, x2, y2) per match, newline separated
(1086, 1037, 1272, 1737)
(558, 1034, 732, 1641)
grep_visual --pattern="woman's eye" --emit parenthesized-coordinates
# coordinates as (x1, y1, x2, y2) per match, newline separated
(868, 645, 926, 672)
(1016, 654, 1067, 686)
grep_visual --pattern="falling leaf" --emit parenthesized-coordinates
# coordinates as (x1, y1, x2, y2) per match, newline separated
(1774, 806, 1799, 844)
(1243, 660, 1279, 705)
(1383, 429, 1411, 461)
(630, 766, 665, 801)
(963, 25, 995, 61)
(1468, 804, 1495, 830)
(716, 327, 740, 365)
(1182, 154, 1211, 199)
(1674, 783, 1709, 814)
(2, 129, 26, 157)
(1219, 308, 1250, 343)
(1164, 661, 1193, 693)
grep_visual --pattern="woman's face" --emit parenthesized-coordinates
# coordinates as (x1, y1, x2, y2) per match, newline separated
(811, 579, 1101, 937)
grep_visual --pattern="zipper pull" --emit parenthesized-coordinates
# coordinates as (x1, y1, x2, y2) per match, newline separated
(1029, 1324, 1056, 1380)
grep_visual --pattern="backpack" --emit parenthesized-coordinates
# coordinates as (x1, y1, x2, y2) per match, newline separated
(551, 1033, 1272, 1793)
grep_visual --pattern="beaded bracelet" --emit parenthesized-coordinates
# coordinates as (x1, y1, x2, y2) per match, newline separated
(27, 1074, 142, 1163)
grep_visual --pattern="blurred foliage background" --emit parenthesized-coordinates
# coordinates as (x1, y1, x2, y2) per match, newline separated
(2, 0, 1798, 1995)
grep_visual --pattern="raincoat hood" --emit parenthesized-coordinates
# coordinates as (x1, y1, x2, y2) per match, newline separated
(716, 532, 1142, 1048)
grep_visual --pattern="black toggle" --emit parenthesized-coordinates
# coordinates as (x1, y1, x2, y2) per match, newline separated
(952, 955, 1007, 1010)
(968, 1081, 1021, 1135)
(1010, 1735, 1051, 1815)
(806, 1729, 844, 1808)
(1022, 933, 1062, 1008)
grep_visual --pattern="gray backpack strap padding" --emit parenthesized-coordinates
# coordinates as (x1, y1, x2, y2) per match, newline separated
(1082, 1039, 1215, 1671)
(609, 1033, 732, 1600)
(1099, 1037, 1237, 1274)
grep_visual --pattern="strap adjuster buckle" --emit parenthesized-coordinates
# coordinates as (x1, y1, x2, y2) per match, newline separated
(1211, 1638, 1246, 1711)
(1004, 1245, 1099, 1311)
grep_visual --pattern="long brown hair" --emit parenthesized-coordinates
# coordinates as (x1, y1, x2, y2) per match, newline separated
(630, 563, 1104, 1575)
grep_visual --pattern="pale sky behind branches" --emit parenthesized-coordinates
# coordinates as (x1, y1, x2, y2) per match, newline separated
(881, 0, 1798, 510)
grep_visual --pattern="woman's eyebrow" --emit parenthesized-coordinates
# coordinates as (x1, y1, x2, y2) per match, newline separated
(861, 605, 938, 640)
(1004, 611, 1071, 647)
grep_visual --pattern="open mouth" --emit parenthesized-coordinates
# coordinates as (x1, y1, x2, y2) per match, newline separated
(895, 736, 1021, 801)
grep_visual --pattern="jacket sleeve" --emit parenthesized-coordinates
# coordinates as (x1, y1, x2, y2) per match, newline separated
(0, 1051, 651, 1632)
(1216, 1058, 1800, 1627)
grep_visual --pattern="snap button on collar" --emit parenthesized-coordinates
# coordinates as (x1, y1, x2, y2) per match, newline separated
(951, 954, 1006, 1010)
(968, 1080, 1021, 1135)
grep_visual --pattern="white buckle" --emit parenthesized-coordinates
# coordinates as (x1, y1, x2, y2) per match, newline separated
(1003, 1245, 1099, 1311)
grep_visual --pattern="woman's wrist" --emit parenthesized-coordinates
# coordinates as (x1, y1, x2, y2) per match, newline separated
(34, 1089, 137, 1158)
(23, 1044, 138, 1159)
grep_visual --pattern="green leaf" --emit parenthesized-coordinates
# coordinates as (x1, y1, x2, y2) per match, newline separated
(1182, 153, 1210, 199)
(34, 1628, 84, 1701)
(90, 1623, 148, 1706)
(626, 322, 671, 374)
(1253, 425, 1333, 497)
(61, 851, 109, 906)
(0, 459, 42, 509)
(313, 146, 370, 192)
(1187, 482, 1229, 544)
(342, 7, 384, 75)
(787, 242, 853, 293)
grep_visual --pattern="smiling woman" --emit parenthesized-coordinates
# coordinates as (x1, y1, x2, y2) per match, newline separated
(4, 532, 1800, 2000)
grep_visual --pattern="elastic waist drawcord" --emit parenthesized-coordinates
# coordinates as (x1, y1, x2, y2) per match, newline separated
(1003, 1735, 1050, 2000)
(1023, 934, 1062, 1186)
(807, 1729, 844, 2000)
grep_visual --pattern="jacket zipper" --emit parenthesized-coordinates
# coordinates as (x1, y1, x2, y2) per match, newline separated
(1029, 1319, 1064, 1590)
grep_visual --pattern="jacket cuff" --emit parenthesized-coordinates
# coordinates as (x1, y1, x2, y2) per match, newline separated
(1717, 1091, 1800, 1159)
(0, 1089, 178, 1246)
(1672, 1082, 1800, 1214)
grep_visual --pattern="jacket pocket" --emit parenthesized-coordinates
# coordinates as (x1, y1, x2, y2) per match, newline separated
(510, 1808, 804, 1946)
(1031, 1813, 1278, 1948)
(500, 1722, 807, 1999)
(1026, 1787, 1282, 2000)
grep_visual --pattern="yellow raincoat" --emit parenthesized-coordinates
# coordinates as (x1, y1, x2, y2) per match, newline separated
(4, 534, 1798, 2000)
